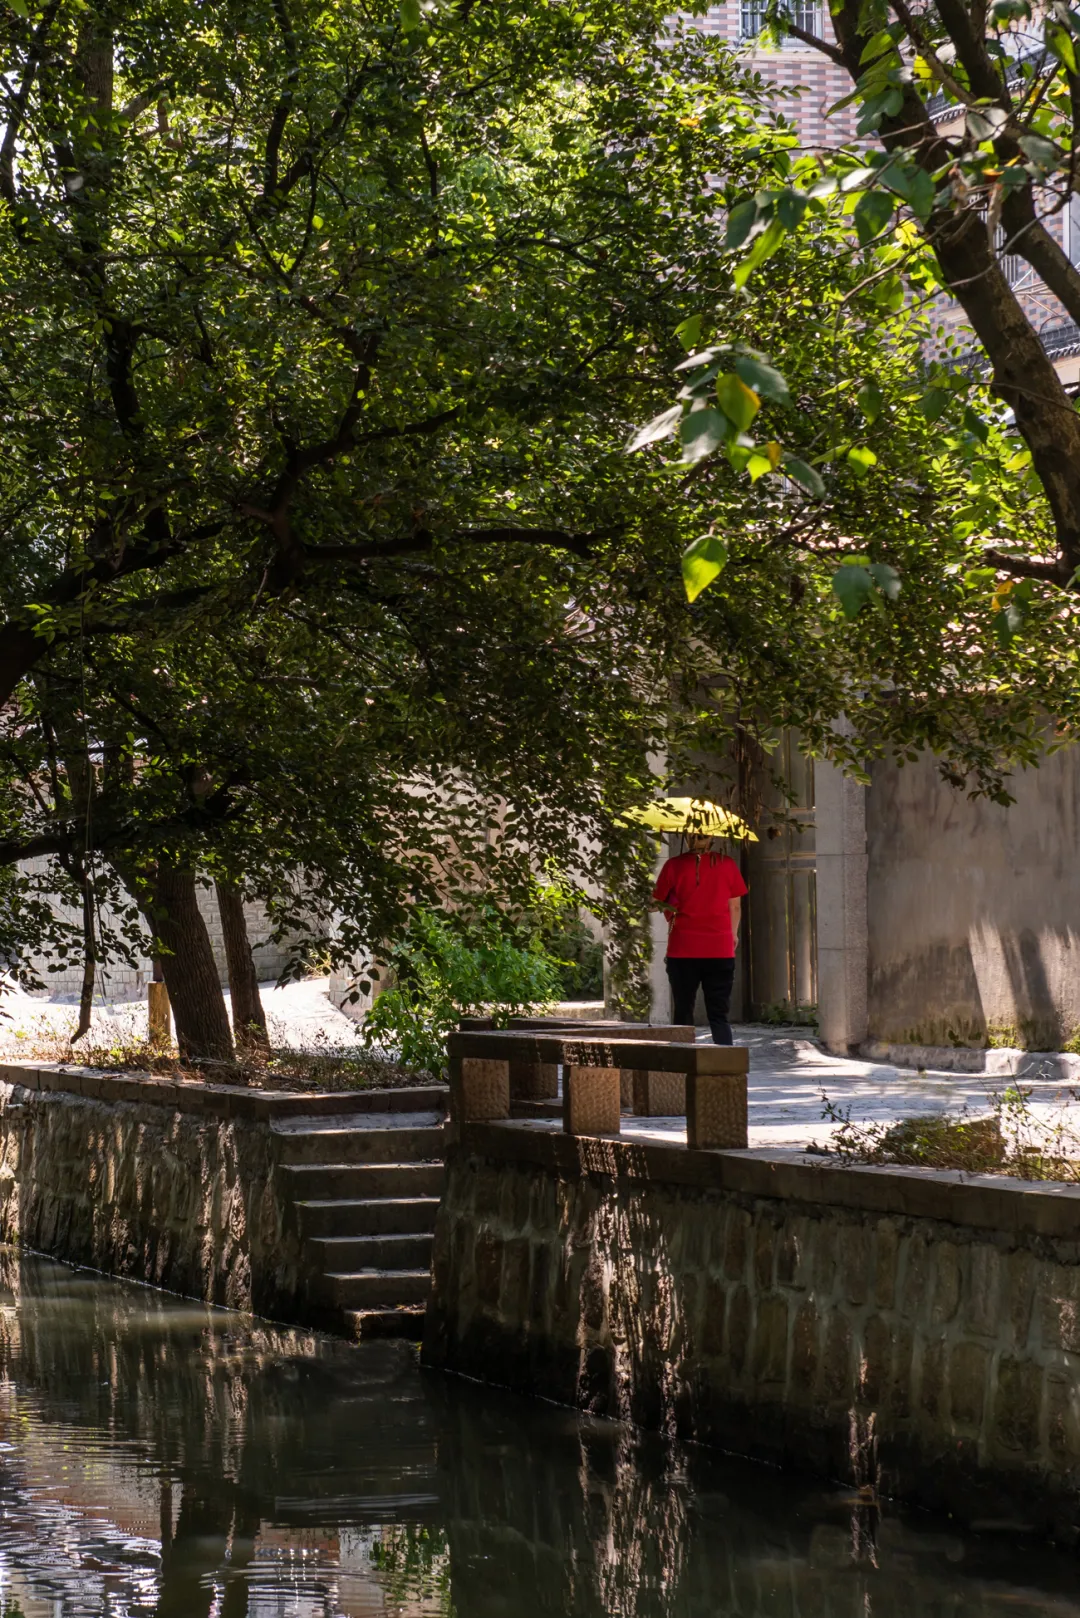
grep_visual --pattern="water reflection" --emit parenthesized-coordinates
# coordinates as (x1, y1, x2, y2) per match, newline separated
(0, 1250, 1073, 1617)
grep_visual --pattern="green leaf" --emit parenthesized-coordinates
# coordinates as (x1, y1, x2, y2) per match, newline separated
(868, 561, 901, 599)
(994, 600, 1023, 646)
(853, 188, 895, 247)
(860, 28, 897, 62)
(725, 198, 762, 250)
(784, 456, 825, 498)
(733, 217, 786, 289)
(5, 0, 28, 13)
(991, 0, 1031, 19)
(880, 160, 936, 221)
(675, 314, 703, 351)
(775, 189, 808, 230)
(400, 0, 423, 26)
(920, 386, 950, 422)
(857, 380, 883, 423)
(847, 445, 878, 476)
(682, 535, 728, 603)
(716, 373, 760, 432)
(734, 352, 791, 405)
(1017, 133, 1060, 172)
(626, 405, 682, 453)
(832, 564, 875, 618)
(966, 108, 1007, 141)
(679, 406, 728, 463)
(963, 405, 989, 442)
(856, 86, 904, 134)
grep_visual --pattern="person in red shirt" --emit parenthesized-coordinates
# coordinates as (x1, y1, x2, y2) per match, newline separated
(650, 833, 749, 1045)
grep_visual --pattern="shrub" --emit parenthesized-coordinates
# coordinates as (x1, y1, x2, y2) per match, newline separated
(361, 907, 561, 1073)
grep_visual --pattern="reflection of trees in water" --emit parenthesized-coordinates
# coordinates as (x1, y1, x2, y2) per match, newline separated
(0, 1252, 435, 1617)
(1, 1254, 1079, 1618)
(429, 1375, 1080, 1618)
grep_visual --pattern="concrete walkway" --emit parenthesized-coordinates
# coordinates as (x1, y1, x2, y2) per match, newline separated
(623, 1023, 1080, 1151)
(0, 976, 364, 1054)
(2, 983, 1075, 1154)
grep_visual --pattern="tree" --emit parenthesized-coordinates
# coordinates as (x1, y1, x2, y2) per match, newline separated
(6, 0, 1076, 1058)
(655, 0, 1080, 600)
(0, 0, 798, 1050)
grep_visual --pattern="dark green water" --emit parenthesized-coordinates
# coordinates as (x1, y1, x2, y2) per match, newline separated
(0, 1251, 1074, 1617)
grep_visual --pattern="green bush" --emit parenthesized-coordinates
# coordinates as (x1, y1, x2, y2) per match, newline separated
(361, 906, 562, 1073)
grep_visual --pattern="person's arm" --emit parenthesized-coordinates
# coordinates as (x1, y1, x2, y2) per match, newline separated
(729, 896, 742, 946)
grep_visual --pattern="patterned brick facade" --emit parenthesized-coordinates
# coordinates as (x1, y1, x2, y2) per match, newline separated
(695, 6, 1080, 376)
(696, 3, 859, 148)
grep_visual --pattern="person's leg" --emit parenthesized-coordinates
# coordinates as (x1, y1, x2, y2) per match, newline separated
(665, 957, 702, 1028)
(700, 958, 737, 1045)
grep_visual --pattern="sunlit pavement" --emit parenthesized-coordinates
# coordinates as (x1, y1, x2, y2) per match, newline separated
(622, 1024, 1080, 1151)
(1, 988, 1075, 1154)
(0, 976, 364, 1053)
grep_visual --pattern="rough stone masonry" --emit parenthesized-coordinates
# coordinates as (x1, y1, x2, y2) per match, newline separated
(424, 1124, 1080, 1541)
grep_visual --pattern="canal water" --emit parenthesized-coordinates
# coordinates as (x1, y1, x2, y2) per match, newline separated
(0, 1251, 1075, 1617)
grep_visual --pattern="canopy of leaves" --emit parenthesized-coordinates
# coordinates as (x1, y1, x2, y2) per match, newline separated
(0, 0, 798, 974)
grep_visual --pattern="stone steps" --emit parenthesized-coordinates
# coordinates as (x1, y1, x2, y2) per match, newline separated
(343, 1306, 428, 1341)
(274, 1111, 444, 1164)
(282, 1162, 445, 1200)
(295, 1196, 441, 1239)
(325, 1268, 432, 1308)
(274, 1105, 445, 1341)
(310, 1232, 434, 1270)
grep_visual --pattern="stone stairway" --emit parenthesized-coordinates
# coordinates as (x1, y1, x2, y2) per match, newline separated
(274, 1092, 446, 1341)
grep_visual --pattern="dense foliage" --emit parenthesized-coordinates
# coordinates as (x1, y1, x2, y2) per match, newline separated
(4, 0, 1079, 1052)
(0, 0, 788, 1017)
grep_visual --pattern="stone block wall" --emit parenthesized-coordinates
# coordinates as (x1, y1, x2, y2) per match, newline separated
(0, 1076, 306, 1321)
(425, 1129, 1080, 1539)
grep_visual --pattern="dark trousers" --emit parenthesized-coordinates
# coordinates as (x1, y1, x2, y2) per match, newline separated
(665, 956, 736, 1045)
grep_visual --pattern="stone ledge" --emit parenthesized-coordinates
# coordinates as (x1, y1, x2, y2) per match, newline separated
(460, 1119, 1080, 1239)
(859, 1039, 1080, 1079)
(0, 1062, 448, 1122)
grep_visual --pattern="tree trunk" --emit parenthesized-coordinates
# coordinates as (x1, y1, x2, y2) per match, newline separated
(215, 879, 269, 1052)
(73, 869, 95, 1041)
(147, 864, 234, 1065)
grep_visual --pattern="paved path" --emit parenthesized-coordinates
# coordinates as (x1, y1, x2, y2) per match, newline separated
(0, 976, 364, 1054)
(621, 1024, 1080, 1151)
(2, 986, 1075, 1154)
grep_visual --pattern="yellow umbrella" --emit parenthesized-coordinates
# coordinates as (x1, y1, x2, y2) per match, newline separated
(618, 796, 758, 841)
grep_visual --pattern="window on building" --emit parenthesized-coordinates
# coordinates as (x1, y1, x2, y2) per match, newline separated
(740, 0, 822, 40)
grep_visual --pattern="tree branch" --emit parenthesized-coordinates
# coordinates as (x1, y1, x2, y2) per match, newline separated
(304, 525, 603, 566)
(778, 19, 847, 68)
(0, 0, 62, 206)
(982, 548, 1069, 583)
(260, 0, 301, 205)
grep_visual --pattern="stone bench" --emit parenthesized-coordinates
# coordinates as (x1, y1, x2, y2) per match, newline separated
(447, 1030, 749, 1149)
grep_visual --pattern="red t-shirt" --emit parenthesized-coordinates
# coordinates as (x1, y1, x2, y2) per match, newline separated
(652, 851, 748, 958)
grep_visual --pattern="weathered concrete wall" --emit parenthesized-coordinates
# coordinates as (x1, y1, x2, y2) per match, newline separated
(0, 1078, 305, 1320)
(866, 747, 1080, 1048)
(425, 1126, 1080, 1539)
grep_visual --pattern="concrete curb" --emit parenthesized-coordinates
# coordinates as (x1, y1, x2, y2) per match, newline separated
(857, 1040, 1080, 1083)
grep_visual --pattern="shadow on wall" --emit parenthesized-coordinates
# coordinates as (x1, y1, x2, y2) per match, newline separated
(868, 926, 1080, 1049)
(866, 749, 1080, 1048)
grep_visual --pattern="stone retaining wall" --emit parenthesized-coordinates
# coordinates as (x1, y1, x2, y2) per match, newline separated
(0, 1061, 443, 1322)
(424, 1123, 1080, 1540)
(0, 1076, 305, 1319)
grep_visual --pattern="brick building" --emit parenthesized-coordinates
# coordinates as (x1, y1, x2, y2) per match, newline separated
(696, 4, 1080, 383)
